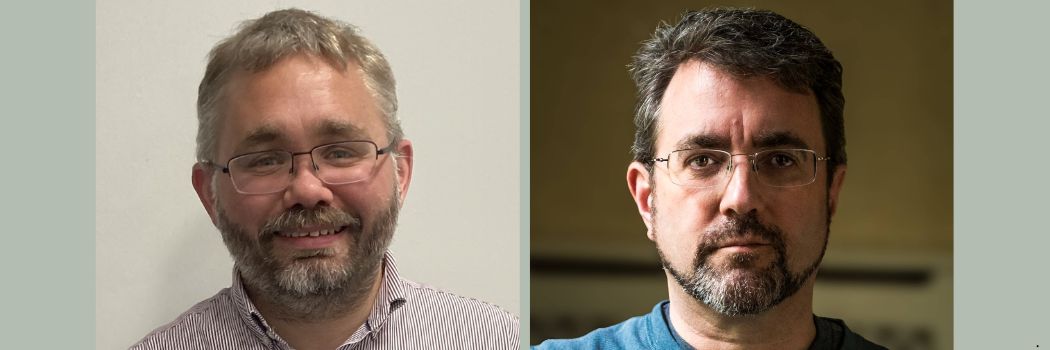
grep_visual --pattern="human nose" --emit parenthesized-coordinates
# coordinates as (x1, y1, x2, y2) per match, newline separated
(282, 153, 334, 209)
(718, 154, 761, 216)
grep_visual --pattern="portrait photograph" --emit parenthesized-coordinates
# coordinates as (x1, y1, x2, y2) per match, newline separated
(530, 1, 952, 349)
(96, 1, 521, 349)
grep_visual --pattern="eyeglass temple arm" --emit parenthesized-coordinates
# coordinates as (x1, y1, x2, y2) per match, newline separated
(376, 140, 398, 156)
(200, 161, 232, 174)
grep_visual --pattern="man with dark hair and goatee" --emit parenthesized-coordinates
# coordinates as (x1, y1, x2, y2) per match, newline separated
(536, 8, 884, 350)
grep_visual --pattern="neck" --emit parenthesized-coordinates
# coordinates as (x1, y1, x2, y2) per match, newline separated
(245, 265, 385, 350)
(666, 274, 817, 350)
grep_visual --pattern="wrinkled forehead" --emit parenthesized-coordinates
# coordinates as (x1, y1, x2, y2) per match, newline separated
(655, 61, 823, 154)
(215, 55, 385, 159)
(232, 118, 373, 149)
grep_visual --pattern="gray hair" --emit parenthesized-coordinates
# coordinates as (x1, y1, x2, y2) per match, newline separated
(629, 8, 845, 182)
(196, 8, 401, 162)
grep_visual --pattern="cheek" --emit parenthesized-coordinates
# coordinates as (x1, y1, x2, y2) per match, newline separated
(217, 186, 282, 233)
(767, 190, 828, 261)
(329, 188, 371, 214)
(654, 189, 719, 263)
(330, 175, 397, 217)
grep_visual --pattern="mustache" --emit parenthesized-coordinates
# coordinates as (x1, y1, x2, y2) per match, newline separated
(259, 207, 362, 236)
(695, 212, 785, 260)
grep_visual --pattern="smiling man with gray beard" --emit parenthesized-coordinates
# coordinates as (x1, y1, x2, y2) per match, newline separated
(130, 8, 518, 350)
(535, 8, 884, 350)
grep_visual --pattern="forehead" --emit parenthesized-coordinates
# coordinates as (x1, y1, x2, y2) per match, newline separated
(656, 61, 823, 153)
(217, 54, 383, 156)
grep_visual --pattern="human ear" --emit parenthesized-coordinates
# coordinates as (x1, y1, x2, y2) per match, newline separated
(393, 139, 414, 204)
(627, 162, 656, 241)
(191, 163, 219, 226)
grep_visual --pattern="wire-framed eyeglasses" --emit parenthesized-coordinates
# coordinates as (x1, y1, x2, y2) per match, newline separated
(651, 148, 829, 188)
(208, 140, 395, 195)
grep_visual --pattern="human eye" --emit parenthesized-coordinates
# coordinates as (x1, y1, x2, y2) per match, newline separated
(762, 150, 802, 169)
(324, 147, 359, 159)
(682, 150, 725, 170)
(235, 152, 287, 174)
(673, 150, 727, 181)
(320, 143, 368, 165)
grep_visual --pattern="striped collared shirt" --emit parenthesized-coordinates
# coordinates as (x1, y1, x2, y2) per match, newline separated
(131, 253, 519, 349)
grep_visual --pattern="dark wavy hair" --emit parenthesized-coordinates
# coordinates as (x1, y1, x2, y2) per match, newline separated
(629, 8, 845, 182)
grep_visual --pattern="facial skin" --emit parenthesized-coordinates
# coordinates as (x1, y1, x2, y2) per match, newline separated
(191, 54, 413, 319)
(627, 61, 846, 317)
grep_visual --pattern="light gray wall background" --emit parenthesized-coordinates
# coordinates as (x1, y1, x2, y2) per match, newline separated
(96, 1, 520, 349)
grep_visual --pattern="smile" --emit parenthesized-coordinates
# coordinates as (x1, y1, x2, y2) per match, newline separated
(275, 226, 348, 238)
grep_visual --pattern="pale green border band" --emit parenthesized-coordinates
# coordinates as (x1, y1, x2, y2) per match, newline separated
(0, 1, 95, 348)
(955, 0, 1050, 348)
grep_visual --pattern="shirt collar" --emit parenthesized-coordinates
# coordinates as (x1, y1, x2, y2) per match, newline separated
(229, 266, 276, 346)
(348, 252, 409, 343)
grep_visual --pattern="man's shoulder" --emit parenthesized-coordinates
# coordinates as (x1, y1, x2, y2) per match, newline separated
(814, 316, 888, 350)
(533, 302, 666, 350)
(129, 288, 254, 350)
(532, 316, 650, 350)
(386, 278, 519, 348)
(399, 278, 518, 324)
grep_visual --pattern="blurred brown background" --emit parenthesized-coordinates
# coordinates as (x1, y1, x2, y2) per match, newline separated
(530, 1, 952, 349)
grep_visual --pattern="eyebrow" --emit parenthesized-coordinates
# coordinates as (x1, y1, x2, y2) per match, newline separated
(752, 131, 811, 150)
(232, 119, 370, 157)
(316, 119, 368, 139)
(675, 134, 730, 150)
(673, 130, 811, 151)
(239, 125, 284, 150)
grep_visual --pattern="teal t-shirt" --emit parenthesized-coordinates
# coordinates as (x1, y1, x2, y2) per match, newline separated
(533, 301, 887, 350)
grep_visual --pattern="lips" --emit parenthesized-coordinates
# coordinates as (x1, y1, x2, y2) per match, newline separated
(715, 237, 771, 249)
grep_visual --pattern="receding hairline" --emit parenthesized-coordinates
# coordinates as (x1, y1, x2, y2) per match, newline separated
(210, 56, 390, 161)
(653, 61, 824, 156)
(195, 8, 402, 163)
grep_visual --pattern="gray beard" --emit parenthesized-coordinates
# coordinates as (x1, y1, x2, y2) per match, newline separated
(656, 210, 827, 316)
(214, 192, 400, 321)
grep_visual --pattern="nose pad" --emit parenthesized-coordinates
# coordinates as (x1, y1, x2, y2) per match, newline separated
(719, 154, 759, 215)
(721, 154, 754, 188)
(283, 154, 333, 209)
(287, 154, 326, 186)
(721, 161, 737, 185)
(725, 159, 747, 187)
